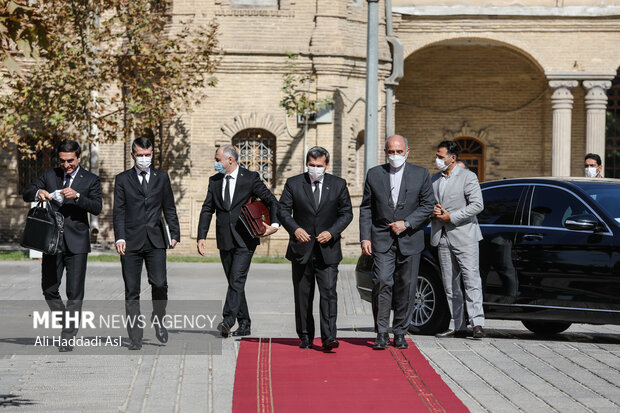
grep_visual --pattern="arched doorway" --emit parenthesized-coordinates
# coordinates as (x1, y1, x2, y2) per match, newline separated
(454, 137, 484, 181)
(395, 38, 545, 180)
(232, 128, 276, 188)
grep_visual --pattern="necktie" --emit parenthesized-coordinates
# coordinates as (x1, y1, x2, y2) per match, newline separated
(63, 174, 71, 188)
(140, 171, 148, 194)
(224, 175, 231, 210)
(313, 181, 320, 208)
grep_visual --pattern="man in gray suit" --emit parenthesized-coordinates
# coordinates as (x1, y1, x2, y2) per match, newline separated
(360, 135, 435, 349)
(431, 140, 485, 339)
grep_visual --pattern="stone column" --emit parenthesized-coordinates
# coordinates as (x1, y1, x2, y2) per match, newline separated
(583, 80, 612, 169)
(549, 80, 578, 176)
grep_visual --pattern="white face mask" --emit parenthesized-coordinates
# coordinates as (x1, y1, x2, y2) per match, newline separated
(135, 156, 152, 172)
(435, 158, 450, 172)
(585, 167, 598, 178)
(307, 166, 326, 182)
(388, 155, 406, 169)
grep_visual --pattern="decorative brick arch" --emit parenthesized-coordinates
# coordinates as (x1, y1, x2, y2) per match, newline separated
(443, 121, 500, 181)
(218, 112, 285, 147)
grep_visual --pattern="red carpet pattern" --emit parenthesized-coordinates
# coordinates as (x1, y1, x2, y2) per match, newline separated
(233, 337, 468, 413)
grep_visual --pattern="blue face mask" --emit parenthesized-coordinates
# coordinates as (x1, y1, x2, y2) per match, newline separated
(214, 161, 226, 174)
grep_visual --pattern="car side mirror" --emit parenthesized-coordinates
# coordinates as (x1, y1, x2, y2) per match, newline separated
(564, 214, 600, 231)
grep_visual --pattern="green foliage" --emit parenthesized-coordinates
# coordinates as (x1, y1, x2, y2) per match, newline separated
(279, 51, 332, 120)
(0, 0, 220, 157)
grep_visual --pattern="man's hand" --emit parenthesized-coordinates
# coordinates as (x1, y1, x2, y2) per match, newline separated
(170, 239, 178, 249)
(60, 187, 78, 199)
(389, 220, 407, 235)
(295, 227, 311, 242)
(432, 203, 443, 218)
(361, 240, 372, 256)
(37, 190, 52, 202)
(197, 239, 207, 256)
(437, 207, 451, 223)
(116, 241, 126, 256)
(261, 222, 278, 237)
(316, 231, 332, 244)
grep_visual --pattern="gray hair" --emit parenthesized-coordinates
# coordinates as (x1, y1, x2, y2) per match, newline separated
(384, 135, 409, 151)
(306, 146, 330, 164)
(217, 144, 239, 162)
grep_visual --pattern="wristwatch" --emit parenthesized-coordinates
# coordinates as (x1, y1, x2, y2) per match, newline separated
(76, 192, 80, 201)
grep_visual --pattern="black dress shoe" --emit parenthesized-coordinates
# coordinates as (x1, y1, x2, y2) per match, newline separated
(217, 321, 232, 338)
(232, 323, 251, 337)
(472, 326, 486, 339)
(128, 341, 142, 351)
(322, 339, 339, 352)
(58, 346, 73, 353)
(154, 324, 168, 343)
(393, 334, 408, 349)
(435, 329, 468, 338)
(299, 336, 312, 349)
(435, 329, 456, 338)
(373, 333, 390, 350)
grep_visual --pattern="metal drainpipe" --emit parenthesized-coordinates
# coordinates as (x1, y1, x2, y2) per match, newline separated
(385, 0, 394, 139)
(364, 0, 380, 175)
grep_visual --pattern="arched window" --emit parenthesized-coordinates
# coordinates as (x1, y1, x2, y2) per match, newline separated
(232, 128, 276, 188)
(454, 137, 484, 181)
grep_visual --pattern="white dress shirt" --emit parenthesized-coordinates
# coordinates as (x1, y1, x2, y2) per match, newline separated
(136, 166, 151, 185)
(390, 164, 405, 206)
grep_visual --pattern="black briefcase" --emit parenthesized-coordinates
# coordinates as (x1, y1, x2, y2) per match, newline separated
(20, 201, 64, 255)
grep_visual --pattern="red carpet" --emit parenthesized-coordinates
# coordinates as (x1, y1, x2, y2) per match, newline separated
(233, 338, 468, 412)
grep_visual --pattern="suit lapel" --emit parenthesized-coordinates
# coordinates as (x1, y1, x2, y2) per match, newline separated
(395, 164, 408, 206)
(128, 169, 144, 196)
(382, 164, 391, 202)
(71, 169, 86, 192)
(303, 173, 317, 212)
(149, 169, 159, 193)
(317, 174, 331, 212)
(230, 168, 247, 208)
(440, 166, 461, 204)
(55, 168, 64, 190)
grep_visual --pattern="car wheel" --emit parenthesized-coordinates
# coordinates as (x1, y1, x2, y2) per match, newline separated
(521, 320, 572, 335)
(408, 267, 450, 335)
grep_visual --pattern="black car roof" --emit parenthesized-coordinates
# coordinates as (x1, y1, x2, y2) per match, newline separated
(481, 177, 620, 189)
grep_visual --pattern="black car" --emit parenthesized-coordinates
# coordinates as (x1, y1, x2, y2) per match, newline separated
(355, 177, 620, 335)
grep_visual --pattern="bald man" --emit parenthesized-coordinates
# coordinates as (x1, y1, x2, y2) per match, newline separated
(360, 135, 435, 349)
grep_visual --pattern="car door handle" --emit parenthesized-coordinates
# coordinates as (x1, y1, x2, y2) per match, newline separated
(522, 233, 544, 241)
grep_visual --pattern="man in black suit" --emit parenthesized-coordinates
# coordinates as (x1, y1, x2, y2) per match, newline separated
(197, 144, 280, 338)
(278, 147, 353, 351)
(23, 139, 102, 352)
(113, 136, 180, 350)
(360, 135, 435, 350)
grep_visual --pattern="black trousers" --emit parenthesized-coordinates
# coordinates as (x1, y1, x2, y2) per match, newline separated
(372, 242, 421, 335)
(41, 250, 88, 340)
(291, 245, 339, 343)
(219, 246, 254, 327)
(120, 237, 168, 343)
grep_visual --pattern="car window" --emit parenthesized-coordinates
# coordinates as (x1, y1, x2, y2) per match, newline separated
(479, 185, 525, 225)
(573, 182, 620, 225)
(528, 186, 590, 228)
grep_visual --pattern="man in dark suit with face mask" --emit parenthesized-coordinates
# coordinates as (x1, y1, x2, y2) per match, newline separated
(197, 144, 280, 338)
(113, 136, 180, 350)
(23, 139, 102, 352)
(278, 147, 353, 351)
(360, 135, 435, 350)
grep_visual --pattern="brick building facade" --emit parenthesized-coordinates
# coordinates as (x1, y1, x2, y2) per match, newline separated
(1, 0, 619, 257)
